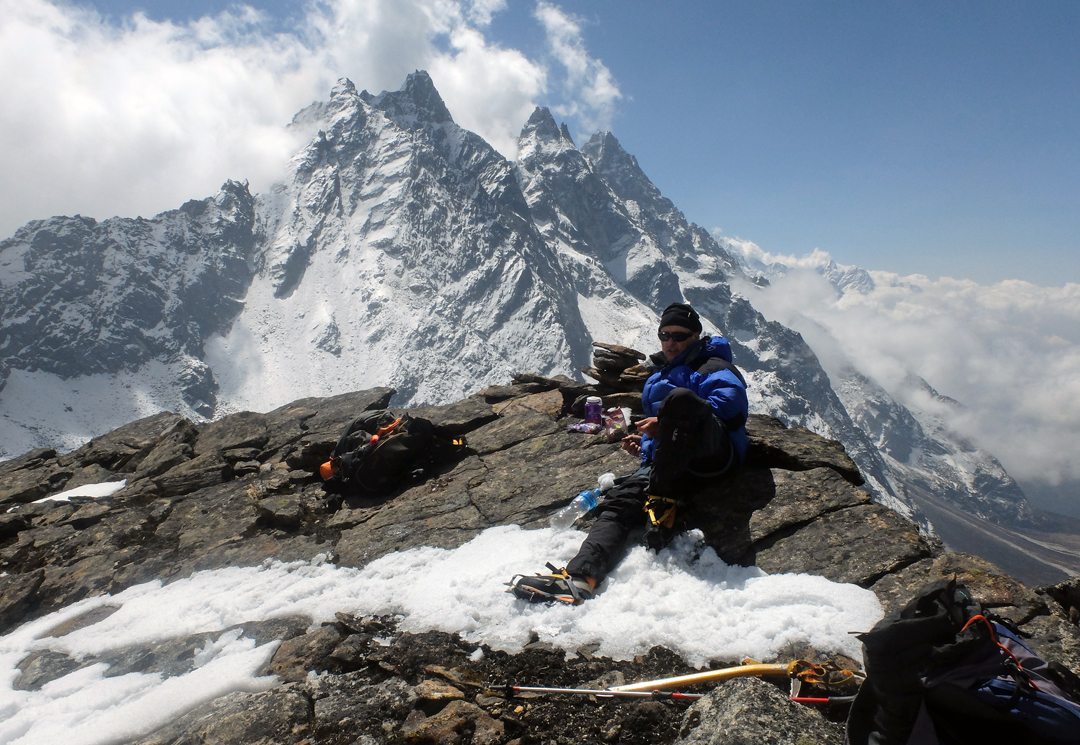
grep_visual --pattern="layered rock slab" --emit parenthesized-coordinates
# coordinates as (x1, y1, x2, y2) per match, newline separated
(1, 383, 1078, 745)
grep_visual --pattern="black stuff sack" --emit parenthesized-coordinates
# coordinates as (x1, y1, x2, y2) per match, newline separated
(846, 578, 1080, 745)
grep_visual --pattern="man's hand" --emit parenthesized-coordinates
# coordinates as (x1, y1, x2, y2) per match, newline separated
(621, 417, 658, 457)
(635, 417, 659, 437)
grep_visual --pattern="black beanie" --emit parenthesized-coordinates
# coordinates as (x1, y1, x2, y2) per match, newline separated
(659, 302, 702, 333)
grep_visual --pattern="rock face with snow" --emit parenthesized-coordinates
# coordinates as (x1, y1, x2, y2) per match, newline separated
(0, 381, 905, 629)
(1, 382, 1078, 744)
(0, 183, 257, 416)
(834, 369, 1035, 527)
(230, 73, 593, 409)
(0, 72, 1042, 546)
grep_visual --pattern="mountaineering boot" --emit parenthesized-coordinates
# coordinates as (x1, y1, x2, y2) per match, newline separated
(643, 495, 678, 552)
(508, 563, 595, 605)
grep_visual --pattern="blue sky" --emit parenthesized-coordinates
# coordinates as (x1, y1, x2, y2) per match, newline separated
(63, 0, 1080, 287)
(3, 0, 1077, 286)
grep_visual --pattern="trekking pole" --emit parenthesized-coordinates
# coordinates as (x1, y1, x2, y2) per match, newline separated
(487, 683, 703, 702)
(609, 660, 805, 692)
(611, 658, 863, 693)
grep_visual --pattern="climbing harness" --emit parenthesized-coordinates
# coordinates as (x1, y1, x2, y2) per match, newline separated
(643, 495, 678, 529)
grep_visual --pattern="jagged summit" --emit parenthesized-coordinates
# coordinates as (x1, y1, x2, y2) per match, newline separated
(559, 122, 575, 145)
(330, 77, 358, 99)
(179, 179, 252, 218)
(909, 374, 962, 408)
(359, 70, 453, 127)
(583, 130, 669, 211)
(520, 106, 570, 142)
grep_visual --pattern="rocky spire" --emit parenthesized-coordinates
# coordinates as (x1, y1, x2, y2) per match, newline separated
(519, 107, 562, 141)
(362, 70, 454, 127)
(559, 122, 575, 146)
(330, 78, 358, 100)
(582, 131, 667, 209)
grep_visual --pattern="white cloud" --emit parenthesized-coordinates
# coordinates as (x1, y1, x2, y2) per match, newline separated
(465, 0, 507, 26)
(534, 0, 622, 135)
(428, 26, 547, 157)
(0, 0, 610, 238)
(730, 244, 1080, 490)
(841, 275, 1080, 486)
(0, 0, 322, 237)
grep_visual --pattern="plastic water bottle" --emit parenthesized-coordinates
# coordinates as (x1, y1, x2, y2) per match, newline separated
(584, 396, 603, 424)
(550, 489, 601, 529)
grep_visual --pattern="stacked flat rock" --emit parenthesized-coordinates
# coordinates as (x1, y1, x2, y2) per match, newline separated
(582, 342, 649, 392)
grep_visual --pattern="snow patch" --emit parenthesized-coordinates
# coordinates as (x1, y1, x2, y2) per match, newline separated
(33, 481, 127, 503)
(0, 525, 882, 745)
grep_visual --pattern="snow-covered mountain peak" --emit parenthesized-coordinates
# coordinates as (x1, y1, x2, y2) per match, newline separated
(520, 106, 567, 142)
(204, 72, 593, 412)
(359, 70, 454, 128)
(819, 258, 876, 296)
(330, 77, 358, 100)
(516, 109, 584, 176)
(725, 241, 876, 296)
(581, 131, 666, 209)
(907, 374, 962, 409)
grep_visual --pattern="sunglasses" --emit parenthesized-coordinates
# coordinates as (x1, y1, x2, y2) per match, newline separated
(658, 330, 696, 342)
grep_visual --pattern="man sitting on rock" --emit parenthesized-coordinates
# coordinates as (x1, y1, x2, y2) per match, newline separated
(511, 302, 750, 605)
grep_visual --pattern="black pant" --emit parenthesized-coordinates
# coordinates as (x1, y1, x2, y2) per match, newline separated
(648, 387, 733, 496)
(565, 388, 733, 582)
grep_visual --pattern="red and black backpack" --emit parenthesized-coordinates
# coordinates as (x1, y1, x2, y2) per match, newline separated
(319, 411, 464, 498)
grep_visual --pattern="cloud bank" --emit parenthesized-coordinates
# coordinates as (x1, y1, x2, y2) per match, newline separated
(534, 1, 622, 135)
(0, 0, 620, 239)
(728, 239, 1080, 511)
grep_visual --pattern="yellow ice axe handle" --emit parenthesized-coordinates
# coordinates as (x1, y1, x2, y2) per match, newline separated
(610, 660, 802, 692)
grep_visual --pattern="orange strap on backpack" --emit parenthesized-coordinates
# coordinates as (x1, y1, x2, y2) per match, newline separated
(319, 417, 403, 480)
(368, 416, 403, 445)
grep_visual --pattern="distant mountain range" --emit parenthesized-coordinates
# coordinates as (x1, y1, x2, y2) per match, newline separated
(0, 71, 1037, 538)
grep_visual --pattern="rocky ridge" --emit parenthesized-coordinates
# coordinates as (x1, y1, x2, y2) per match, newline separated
(2, 377, 1078, 745)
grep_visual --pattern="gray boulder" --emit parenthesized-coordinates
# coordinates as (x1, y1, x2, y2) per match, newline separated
(673, 677, 844, 745)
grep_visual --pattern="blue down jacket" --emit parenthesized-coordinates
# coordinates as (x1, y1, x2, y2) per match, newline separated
(639, 335, 749, 464)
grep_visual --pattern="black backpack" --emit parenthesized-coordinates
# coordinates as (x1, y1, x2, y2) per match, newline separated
(846, 578, 1080, 745)
(320, 411, 464, 498)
